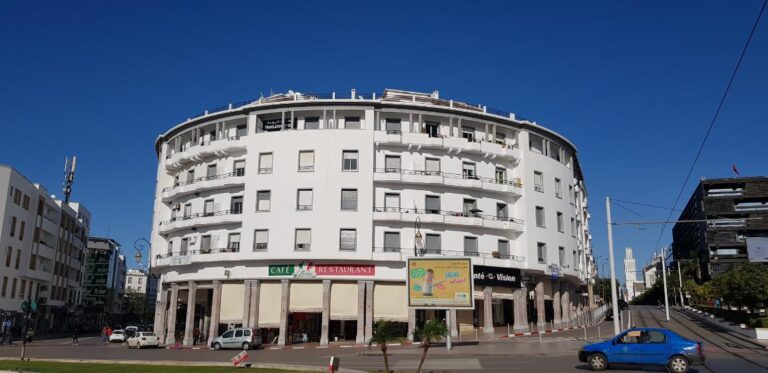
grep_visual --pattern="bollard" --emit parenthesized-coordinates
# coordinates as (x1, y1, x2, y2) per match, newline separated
(507, 324, 510, 336)
(583, 324, 587, 341)
(475, 328, 478, 341)
(597, 325, 601, 340)
(539, 331, 542, 343)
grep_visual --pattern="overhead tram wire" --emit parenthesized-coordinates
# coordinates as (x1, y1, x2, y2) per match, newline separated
(611, 200, 646, 219)
(610, 199, 680, 212)
(653, 0, 768, 250)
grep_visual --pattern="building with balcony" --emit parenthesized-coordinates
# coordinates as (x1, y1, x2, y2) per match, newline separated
(672, 177, 768, 281)
(149, 89, 595, 347)
(82, 237, 126, 327)
(0, 165, 91, 335)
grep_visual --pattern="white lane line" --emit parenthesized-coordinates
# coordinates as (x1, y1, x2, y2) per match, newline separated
(60, 337, 95, 345)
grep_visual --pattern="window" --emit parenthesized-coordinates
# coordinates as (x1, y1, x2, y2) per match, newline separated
(6, 246, 12, 267)
(497, 203, 508, 219)
(385, 118, 401, 134)
(342, 151, 359, 171)
(297, 189, 313, 210)
(19, 279, 25, 298)
(0, 276, 6, 298)
(14, 249, 20, 269)
(236, 124, 247, 138)
(295, 229, 311, 251)
(230, 196, 243, 214)
(559, 246, 565, 266)
(11, 278, 17, 298)
(235, 329, 244, 338)
(28, 254, 35, 270)
(180, 238, 189, 255)
(200, 235, 212, 253)
(18, 221, 24, 241)
(463, 198, 477, 216)
(425, 234, 441, 254)
(345, 117, 361, 129)
(645, 330, 666, 343)
(555, 178, 562, 198)
(186, 169, 195, 183)
(254, 230, 269, 251)
(166, 239, 173, 255)
(425, 158, 440, 175)
(228, 233, 241, 252)
(304, 117, 319, 130)
(8, 216, 18, 238)
(341, 189, 358, 210)
(384, 155, 401, 172)
(259, 153, 273, 173)
(557, 212, 564, 233)
(549, 142, 562, 162)
(204, 199, 214, 216)
(222, 330, 234, 339)
(425, 195, 441, 214)
(534, 171, 544, 192)
(537, 242, 547, 263)
(495, 167, 507, 184)
(462, 127, 475, 142)
(569, 185, 574, 204)
(571, 218, 576, 237)
(573, 250, 579, 270)
(383, 232, 400, 252)
(529, 133, 544, 154)
(256, 191, 271, 211)
(22, 195, 30, 210)
(464, 236, 478, 256)
(298, 151, 314, 172)
(13, 189, 21, 205)
(138, 278, 143, 285)
(384, 193, 400, 212)
(183, 203, 192, 218)
(462, 162, 476, 179)
(535, 206, 545, 227)
(128, 277, 133, 284)
(206, 164, 217, 178)
(495, 132, 506, 146)
(234, 160, 246, 176)
(497, 240, 510, 258)
(340, 229, 357, 251)
(425, 121, 440, 138)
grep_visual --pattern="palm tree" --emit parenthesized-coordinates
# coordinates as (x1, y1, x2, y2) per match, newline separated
(415, 318, 448, 373)
(368, 320, 400, 373)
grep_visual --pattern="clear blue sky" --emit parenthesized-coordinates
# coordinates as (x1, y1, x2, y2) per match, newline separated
(1, 1, 766, 278)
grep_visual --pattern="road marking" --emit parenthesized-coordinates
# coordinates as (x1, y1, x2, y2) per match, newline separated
(339, 345, 356, 348)
(60, 337, 94, 345)
(269, 347, 281, 350)
(292, 346, 304, 349)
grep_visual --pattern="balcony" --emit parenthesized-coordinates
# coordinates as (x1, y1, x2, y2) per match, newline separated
(164, 137, 247, 172)
(371, 246, 526, 265)
(373, 207, 524, 232)
(374, 131, 520, 160)
(37, 241, 57, 260)
(373, 169, 522, 196)
(161, 171, 246, 202)
(22, 267, 52, 282)
(153, 247, 243, 267)
(158, 210, 243, 234)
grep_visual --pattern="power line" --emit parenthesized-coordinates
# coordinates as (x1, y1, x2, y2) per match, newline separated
(654, 0, 768, 249)
(611, 199, 680, 212)
(612, 200, 646, 219)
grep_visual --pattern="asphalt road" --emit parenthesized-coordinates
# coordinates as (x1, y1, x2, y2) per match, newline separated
(0, 306, 765, 372)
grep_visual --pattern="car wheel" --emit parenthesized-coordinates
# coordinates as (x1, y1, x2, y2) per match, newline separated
(588, 353, 608, 371)
(667, 355, 689, 373)
(242, 342, 250, 350)
(213, 342, 222, 350)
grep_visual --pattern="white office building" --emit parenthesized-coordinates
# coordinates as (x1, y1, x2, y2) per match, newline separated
(150, 89, 595, 346)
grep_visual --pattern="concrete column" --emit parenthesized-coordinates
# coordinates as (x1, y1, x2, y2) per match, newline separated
(183, 281, 197, 346)
(248, 280, 260, 328)
(153, 285, 168, 339)
(356, 281, 365, 344)
(364, 280, 374, 343)
(207, 281, 222, 346)
(561, 284, 570, 328)
(278, 279, 290, 347)
(242, 281, 252, 328)
(407, 308, 416, 341)
(320, 280, 331, 345)
(483, 287, 494, 334)
(513, 287, 528, 333)
(165, 283, 179, 345)
(449, 309, 458, 338)
(552, 281, 562, 329)
(535, 280, 546, 331)
(588, 282, 595, 310)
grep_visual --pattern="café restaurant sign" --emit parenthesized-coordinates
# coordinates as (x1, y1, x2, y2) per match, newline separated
(268, 262, 375, 278)
(473, 265, 521, 288)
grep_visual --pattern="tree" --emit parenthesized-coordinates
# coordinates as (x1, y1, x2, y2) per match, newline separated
(414, 319, 448, 373)
(717, 263, 768, 311)
(368, 320, 400, 373)
(124, 289, 151, 324)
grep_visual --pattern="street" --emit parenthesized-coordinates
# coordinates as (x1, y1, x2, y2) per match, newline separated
(0, 306, 766, 372)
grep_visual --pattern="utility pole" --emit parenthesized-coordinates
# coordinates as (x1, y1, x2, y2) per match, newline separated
(677, 260, 684, 307)
(661, 248, 670, 321)
(605, 197, 621, 335)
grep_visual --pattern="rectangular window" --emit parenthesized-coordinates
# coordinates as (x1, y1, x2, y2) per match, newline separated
(557, 212, 564, 233)
(13, 189, 21, 205)
(183, 203, 192, 218)
(462, 162, 476, 179)
(297, 189, 313, 210)
(529, 134, 544, 154)
(573, 250, 579, 270)
(19, 279, 26, 298)
(383, 232, 400, 252)
(259, 153, 273, 173)
(5, 247, 10, 267)
(464, 236, 478, 256)
(463, 198, 477, 216)
(425, 158, 440, 175)
(425, 195, 441, 214)
(28, 254, 35, 270)
(18, 221, 24, 241)
(10, 217, 16, 237)
(342, 150, 359, 171)
(495, 132, 506, 146)
(228, 233, 241, 252)
(22, 195, 30, 210)
(230, 196, 243, 214)
(425, 234, 441, 254)
(425, 121, 440, 138)
(254, 230, 269, 251)
(0, 276, 6, 298)
(384, 193, 400, 212)
(555, 178, 562, 198)
(304, 117, 319, 130)
(571, 218, 576, 237)
(535, 206, 545, 227)
(497, 203, 508, 219)
(495, 167, 507, 184)
(10, 278, 17, 298)
(180, 238, 189, 255)
(186, 169, 195, 183)
(384, 155, 401, 172)
(200, 235, 212, 253)
(128, 277, 132, 284)
(549, 142, 562, 162)
(166, 239, 173, 255)
(204, 199, 214, 216)
(341, 189, 358, 211)
(385, 118, 401, 134)
(569, 185, 575, 204)
(206, 164, 217, 178)
(534, 171, 544, 192)
(14, 249, 20, 269)
(537, 242, 547, 263)
(256, 191, 271, 211)
(345, 117, 361, 129)
(236, 124, 247, 138)
(298, 150, 315, 172)
(559, 246, 565, 266)
(234, 160, 246, 176)
(138, 278, 143, 285)
(295, 229, 311, 251)
(462, 127, 475, 142)
(339, 229, 357, 251)
(497, 240, 510, 258)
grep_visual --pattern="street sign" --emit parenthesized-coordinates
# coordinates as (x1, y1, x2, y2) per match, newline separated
(407, 258, 474, 309)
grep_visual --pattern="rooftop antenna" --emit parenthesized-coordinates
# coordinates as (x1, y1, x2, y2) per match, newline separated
(63, 156, 77, 203)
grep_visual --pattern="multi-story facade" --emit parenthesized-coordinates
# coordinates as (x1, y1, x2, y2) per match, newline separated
(623, 247, 639, 301)
(126, 268, 158, 311)
(82, 237, 125, 326)
(149, 89, 594, 347)
(0, 165, 91, 334)
(672, 177, 768, 281)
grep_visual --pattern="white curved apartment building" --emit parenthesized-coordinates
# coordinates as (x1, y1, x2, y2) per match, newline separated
(150, 89, 595, 347)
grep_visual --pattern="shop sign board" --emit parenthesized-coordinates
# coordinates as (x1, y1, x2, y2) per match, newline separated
(473, 265, 521, 288)
(407, 258, 474, 309)
(268, 262, 375, 278)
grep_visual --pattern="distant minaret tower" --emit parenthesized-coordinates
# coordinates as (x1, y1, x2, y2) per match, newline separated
(624, 247, 638, 300)
(63, 156, 77, 203)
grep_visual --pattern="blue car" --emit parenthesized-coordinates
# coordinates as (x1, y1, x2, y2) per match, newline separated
(578, 328, 705, 373)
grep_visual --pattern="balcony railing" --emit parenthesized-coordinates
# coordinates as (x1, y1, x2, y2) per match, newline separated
(166, 136, 245, 159)
(373, 207, 524, 224)
(372, 247, 526, 261)
(159, 209, 242, 226)
(162, 171, 245, 193)
(155, 246, 241, 259)
(374, 168, 522, 188)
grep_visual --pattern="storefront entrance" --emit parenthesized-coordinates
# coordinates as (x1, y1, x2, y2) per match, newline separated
(288, 312, 321, 343)
(328, 320, 356, 342)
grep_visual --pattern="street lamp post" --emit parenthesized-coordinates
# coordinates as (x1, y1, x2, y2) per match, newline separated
(133, 238, 152, 325)
(605, 197, 621, 335)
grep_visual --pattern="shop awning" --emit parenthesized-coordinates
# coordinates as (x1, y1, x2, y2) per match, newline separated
(289, 282, 323, 313)
(220, 283, 245, 323)
(331, 282, 358, 320)
(258, 282, 282, 328)
(373, 283, 407, 322)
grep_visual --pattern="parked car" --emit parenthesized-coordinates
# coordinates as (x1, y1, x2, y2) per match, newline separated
(109, 329, 127, 342)
(578, 328, 705, 373)
(209, 327, 261, 350)
(126, 331, 160, 349)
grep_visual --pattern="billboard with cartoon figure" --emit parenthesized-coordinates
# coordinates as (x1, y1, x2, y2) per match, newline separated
(407, 258, 474, 309)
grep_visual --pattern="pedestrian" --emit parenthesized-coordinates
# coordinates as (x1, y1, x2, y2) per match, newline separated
(193, 327, 200, 345)
(72, 325, 79, 346)
(101, 326, 108, 344)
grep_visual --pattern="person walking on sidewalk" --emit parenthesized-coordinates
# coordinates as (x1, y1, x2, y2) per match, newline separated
(72, 325, 79, 346)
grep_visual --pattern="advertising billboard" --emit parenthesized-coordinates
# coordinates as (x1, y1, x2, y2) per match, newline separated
(407, 258, 474, 309)
(747, 237, 768, 263)
(473, 265, 521, 288)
